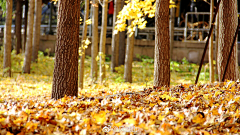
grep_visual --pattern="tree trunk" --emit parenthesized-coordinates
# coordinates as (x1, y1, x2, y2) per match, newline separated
(52, 0, 81, 100)
(124, 20, 134, 83)
(23, 0, 28, 53)
(209, 0, 214, 83)
(91, 0, 99, 83)
(111, 0, 121, 72)
(32, 0, 42, 62)
(3, 0, 13, 77)
(215, 0, 219, 81)
(218, 0, 239, 81)
(169, 1, 175, 60)
(99, 0, 108, 83)
(23, 0, 34, 73)
(154, 0, 170, 87)
(15, 0, 23, 54)
(79, 0, 90, 89)
(118, 0, 125, 66)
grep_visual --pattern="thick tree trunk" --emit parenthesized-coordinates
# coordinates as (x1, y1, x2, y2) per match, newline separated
(32, 0, 42, 62)
(23, 0, 34, 73)
(52, 0, 81, 100)
(124, 20, 134, 83)
(79, 0, 89, 89)
(118, 0, 125, 66)
(91, 0, 99, 83)
(154, 0, 170, 87)
(23, 0, 28, 53)
(15, 0, 23, 54)
(209, 0, 214, 83)
(99, 0, 108, 83)
(3, 0, 13, 77)
(111, 0, 121, 72)
(218, 0, 239, 81)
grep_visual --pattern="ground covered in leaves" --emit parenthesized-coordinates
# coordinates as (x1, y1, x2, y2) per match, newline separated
(1, 80, 240, 134)
(1, 51, 238, 134)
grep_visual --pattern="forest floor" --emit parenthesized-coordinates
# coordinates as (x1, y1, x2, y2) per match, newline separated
(0, 51, 240, 134)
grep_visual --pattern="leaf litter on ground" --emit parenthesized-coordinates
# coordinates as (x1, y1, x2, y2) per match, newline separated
(1, 52, 238, 134)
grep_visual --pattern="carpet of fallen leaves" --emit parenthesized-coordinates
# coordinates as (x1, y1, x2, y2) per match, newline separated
(0, 52, 238, 134)
(1, 76, 240, 134)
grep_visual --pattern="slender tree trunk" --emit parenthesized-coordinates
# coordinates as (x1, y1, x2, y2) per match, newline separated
(118, 0, 125, 66)
(154, 0, 170, 87)
(79, 0, 89, 89)
(23, 0, 34, 73)
(52, 0, 81, 100)
(15, 0, 23, 54)
(91, 0, 99, 83)
(99, 0, 108, 83)
(3, 0, 13, 77)
(169, 1, 175, 60)
(23, 0, 28, 53)
(124, 20, 134, 83)
(215, 0, 219, 81)
(111, 0, 121, 72)
(218, 0, 239, 81)
(32, 0, 42, 62)
(209, 0, 214, 83)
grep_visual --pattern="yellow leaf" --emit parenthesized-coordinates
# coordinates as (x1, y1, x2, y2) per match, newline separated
(150, 115, 156, 120)
(158, 114, 165, 121)
(123, 118, 136, 124)
(6, 132, 14, 135)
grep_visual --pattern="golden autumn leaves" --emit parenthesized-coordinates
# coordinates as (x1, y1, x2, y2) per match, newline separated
(1, 79, 240, 134)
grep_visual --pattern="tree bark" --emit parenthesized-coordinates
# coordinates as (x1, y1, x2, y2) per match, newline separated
(23, 0, 28, 53)
(79, 0, 90, 89)
(154, 0, 170, 87)
(118, 0, 125, 66)
(124, 20, 134, 83)
(169, 1, 175, 60)
(218, 0, 239, 81)
(209, 0, 214, 83)
(3, 0, 13, 77)
(91, 0, 99, 83)
(52, 0, 81, 100)
(15, 0, 23, 54)
(23, 0, 34, 73)
(99, 0, 108, 83)
(32, 0, 42, 62)
(215, 0, 219, 81)
(111, 0, 121, 72)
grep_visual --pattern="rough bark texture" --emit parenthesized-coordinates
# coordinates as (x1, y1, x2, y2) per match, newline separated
(23, 0, 28, 52)
(110, 0, 121, 72)
(209, 0, 214, 83)
(79, 0, 89, 89)
(217, 0, 239, 81)
(124, 20, 134, 83)
(52, 0, 81, 100)
(23, 0, 34, 73)
(91, 0, 99, 83)
(3, 0, 13, 77)
(15, 0, 23, 54)
(118, 0, 125, 66)
(99, 0, 108, 83)
(32, 0, 42, 62)
(154, 0, 170, 87)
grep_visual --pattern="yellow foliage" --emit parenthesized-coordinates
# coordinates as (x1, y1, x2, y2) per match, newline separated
(115, 0, 175, 35)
